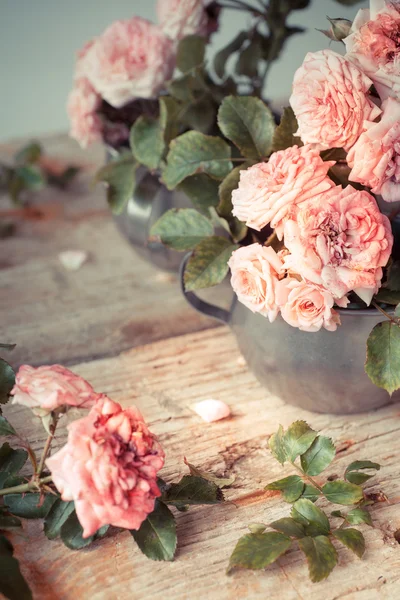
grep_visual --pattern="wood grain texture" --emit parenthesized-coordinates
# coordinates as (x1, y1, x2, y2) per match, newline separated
(3, 327, 400, 600)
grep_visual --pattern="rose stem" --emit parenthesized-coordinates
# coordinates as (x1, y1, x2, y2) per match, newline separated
(291, 462, 324, 493)
(0, 475, 53, 497)
(36, 417, 59, 477)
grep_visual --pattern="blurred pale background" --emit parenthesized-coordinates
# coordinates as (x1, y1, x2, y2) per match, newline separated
(0, 0, 362, 141)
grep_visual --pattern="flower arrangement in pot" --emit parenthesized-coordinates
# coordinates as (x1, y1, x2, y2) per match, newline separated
(67, 0, 318, 270)
(148, 0, 400, 414)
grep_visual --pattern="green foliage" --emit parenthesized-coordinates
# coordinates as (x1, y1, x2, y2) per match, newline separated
(4, 494, 56, 519)
(178, 175, 220, 217)
(228, 532, 291, 573)
(60, 510, 108, 550)
(130, 117, 165, 171)
(44, 499, 75, 540)
(265, 475, 304, 503)
(150, 208, 213, 251)
(0, 444, 27, 488)
(291, 499, 330, 536)
(95, 153, 137, 215)
(374, 289, 400, 305)
(345, 460, 380, 485)
(298, 535, 337, 582)
(269, 420, 318, 465)
(163, 475, 224, 506)
(0, 513, 22, 531)
(300, 436, 335, 476)
(0, 360, 15, 406)
(343, 508, 373, 526)
(271, 106, 302, 151)
(217, 163, 251, 219)
(322, 481, 363, 505)
(269, 517, 305, 538)
(332, 528, 365, 558)
(176, 35, 206, 73)
(385, 261, 400, 292)
(14, 141, 42, 165)
(0, 535, 32, 600)
(183, 236, 237, 291)
(0, 416, 17, 437)
(214, 31, 247, 79)
(131, 500, 177, 561)
(217, 96, 275, 159)
(162, 131, 232, 190)
(235, 35, 264, 78)
(184, 458, 235, 488)
(365, 321, 400, 394)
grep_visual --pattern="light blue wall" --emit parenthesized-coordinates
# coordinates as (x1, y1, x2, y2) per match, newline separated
(0, 0, 362, 141)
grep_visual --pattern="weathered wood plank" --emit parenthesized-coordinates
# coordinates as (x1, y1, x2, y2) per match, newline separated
(3, 327, 400, 600)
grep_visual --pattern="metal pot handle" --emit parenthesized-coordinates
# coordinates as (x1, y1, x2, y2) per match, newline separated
(179, 254, 231, 325)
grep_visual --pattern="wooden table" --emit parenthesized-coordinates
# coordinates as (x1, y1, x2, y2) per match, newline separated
(1, 135, 400, 600)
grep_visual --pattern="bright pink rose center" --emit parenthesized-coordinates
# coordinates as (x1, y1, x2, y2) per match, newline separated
(359, 12, 400, 64)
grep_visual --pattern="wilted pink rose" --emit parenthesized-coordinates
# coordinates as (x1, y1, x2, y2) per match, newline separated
(290, 49, 381, 151)
(67, 77, 103, 148)
(157, 0, 210, 40)
(228, 244, 285, 322)
(231, 145, 335, 239)
(283, 185, 393, 305)
(81, 17, 175, 108)
(348, 96, 400, 202)
(11, 365, 101, 414)
(47, 396, 164, 538)
(345, 0, 400, 100)
(278, 278, 342, 333)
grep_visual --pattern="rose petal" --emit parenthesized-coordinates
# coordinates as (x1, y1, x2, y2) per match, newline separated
(59, 250, 88, 271)
(192, 399, 231, 423)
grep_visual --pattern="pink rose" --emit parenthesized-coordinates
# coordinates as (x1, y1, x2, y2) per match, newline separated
(228, 244, 285, 322)
(283, 185, 393, 305)
(278, 278, 342, 333)
(231, 145, 335, 239)
(344, 1, 400, 100)
(67, 77, 103, 148)
(289, 49, 381, 151)
(157, 0, 210, 41)
(11, 365, 101, 414)
(81, 17, 175, 108)
(348, 97, 400, 202)
(46, 396, 165, 538)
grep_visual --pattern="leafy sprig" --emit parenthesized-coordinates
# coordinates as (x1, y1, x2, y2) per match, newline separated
(228, 421, 382, 582)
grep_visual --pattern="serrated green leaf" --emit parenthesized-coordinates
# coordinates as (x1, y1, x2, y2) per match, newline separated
(178, 175, 219, 216)
(131, 500, 177, 561)
(163, 475, 224, 505)
(0, 535, 33, 600)
(177, 35, 206, 73)
(0, 360, 15, 405)
(217, 162, 252, 219)
(162, 131, 232, 190)
(300, 484, 321, 503)
(322, 480, 364, 505)
(130, 117, 165, 171)
(218, 96, 275, 159)
(184, 459, 235, 488)
(269, 424, 287, 465)
(333, 528, 365, 558)
(265, 475, 304, 503)
(95, 154, 137, 215)
(366, 321, 400, 394)
(300, 436, 336, 476)
(291, 499, 330, 536)
(228, 532, 291, 573)
(284, 421, 318, 462)
(0, 415, 16, 436)
(150, 208, 213, 251)
(299, 535, 338, 582)
(15, 141, 42, 165)
(0, 513, 22, 530)
(345, 508, 373, 526)
(270, 517, 305, 538)
(60, 510, 108, 550)
(272, 107, 302, 152)
(248, 523, 267, 534)
(0, 444, 27, 488)
(214, 31, 247, 79)
(4, 493, 55, 519)
(44, 499, 75, 540)
(345, 460, 380, 485)
(184, 236, 237, 291)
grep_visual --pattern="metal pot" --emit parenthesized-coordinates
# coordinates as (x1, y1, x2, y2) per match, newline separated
(180, 255, 398, 414)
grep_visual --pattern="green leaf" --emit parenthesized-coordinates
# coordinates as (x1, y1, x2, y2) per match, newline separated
(60, 510, 108, 550)
(150, 208, 213, 251)
(385, 261, 400, 292)
(0, 343, 16, 351)
(0, 444, 27, 488)
(345, 460, 380, 485)
(322, 480, 364, 505)
(300, 484, 321, 503)
(0, 360, 15, 405)
(235, 36, 263, 78)
(0, 535, 33, 600)
(44, 499, 75, 540)
(180, 96, 216, 135)
(291, 499, 330, 536)
(15, 165, 45, 190)
(265, 475, 304, 503)
(284, 421, 318, 463)
(131, 500, 177, 561)
(218, 96, 275, 159)
(46, 165, 80, 189)
(366, 320, 400, 394)
(248, 523, 267, 534)
(272, 107, 302, 152)
(228, 532, 291, 573)
(162, 131, 232, 190)
(298, 535, 338, 582)
(167, 69, 206, 102)
(269, 425, 287, 465)
(0, 513, 22, 531)
(130, 117, 165, 171)
(345, 508, 373, 526)
(184, 459, 235, 488)
(163, 475, 224, 505)
(0, 416, 16, 437)
(15, 141, 42, 165)
(184, 236, 237, 291)
(333, 528, 365, 558)
(374, 289, 400, 305)
(217, 163, 253, 219)
(178, 175, 220, 216)
(160, 97, 180, 145)
(300, 436, 335, 476)
(95, 154, 137, 215)
(270, 517, 305, 538)
(334, 0, 364, 5)
(4, 493, 55, 519)
(177, 35, 206, 73)
(214, 31, 247, 79)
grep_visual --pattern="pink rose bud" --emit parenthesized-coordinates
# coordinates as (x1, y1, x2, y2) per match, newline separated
(193, 399, 231, 422)
(327, 17, 352, 41)
(47, 396, 165, 538)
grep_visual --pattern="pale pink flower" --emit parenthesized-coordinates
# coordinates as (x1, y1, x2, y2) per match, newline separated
(67, 77, 103, 148)
(157, 0, 210, 40)
(193, 399, 231, 422)
(283, 185, 393, 305)
(47, 396, 164, 538)
(278, 278, 342, 333)
(231, 146, 335, 239)
(11, 365, 101, 414)
(228, 244, 284, 321)
(289, 49, 381, 151)
(82, 17, 175, 108)
(348, 96, 400, 202)
(345, 0, 400, 100)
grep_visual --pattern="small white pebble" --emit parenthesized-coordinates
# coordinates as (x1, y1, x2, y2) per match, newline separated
(59, 250, 88, 271)
(236, 355, 247, 367)
(153, 272, 176, 284)
(192, 399, 231, 423)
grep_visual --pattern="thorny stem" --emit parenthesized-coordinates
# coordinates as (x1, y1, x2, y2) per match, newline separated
(291, 462, 324, 494)
(36, 416, 59, 477)
(0, 475, 53, 497)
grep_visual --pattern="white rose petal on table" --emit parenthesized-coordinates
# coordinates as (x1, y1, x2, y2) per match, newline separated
(192, 399, 231, 422)
(58, 250, 88, 271)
